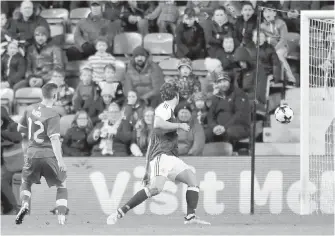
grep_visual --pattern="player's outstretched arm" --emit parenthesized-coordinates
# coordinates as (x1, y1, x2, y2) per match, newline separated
(154, 116, 180, 131)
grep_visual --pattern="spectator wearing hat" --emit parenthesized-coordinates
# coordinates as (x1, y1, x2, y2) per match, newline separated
(202, 58, 223, 96)
(87, 102, 133, 157)
(11, 0, 50, 48)
(260, 4, 296, 87)
(205, 71, 250, 147)
(232, 46, 268, 111)
(1, 106, 23, 215)
(1, 40, 26, 91)
(246, 29, 281, 84)
(175, 58, 201, 103)
(192, 92, 209, 126)
(66, 1, 121, 61)
(88, 36, 116, 85)
(234, 1, 257, 46)
(124, 46, 165, 108)
(212, 35, 238, 70)
(22, 26, 64, 88)
(175, 102, 205, 156)
(175, 8, 207, 60)
(203, 7, 237, 57)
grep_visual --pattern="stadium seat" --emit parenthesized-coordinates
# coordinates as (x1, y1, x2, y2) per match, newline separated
(285, 32, 300, 60)
(191, 59, 207, 76)
(15, 88, 43, 116)
(159, 58, 180, 75)
(143, 33, 174, 62)
(202, 142, 233, 156)
(60, 114, 75, 137)
(1, 88, 14, 115)
(113, 32, 143, 56)
(40, 8, 69, 24)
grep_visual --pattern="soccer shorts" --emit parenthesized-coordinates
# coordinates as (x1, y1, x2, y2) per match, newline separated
(22, 157, 67, 187)
(149, 154, 190, 182)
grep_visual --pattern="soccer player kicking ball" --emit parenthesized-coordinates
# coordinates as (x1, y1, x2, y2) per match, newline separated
(16, 83, 68, 225)
(107, 83, 210, 225)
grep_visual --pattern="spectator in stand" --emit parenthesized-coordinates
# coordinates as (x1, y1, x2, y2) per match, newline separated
(103, 0, 129, 24)
(62, 110, 93, 157)
(124, 90, 146, 125)
(175, 8, 206, 60)
(1, 9, 18, 43)
(175, 58, 201, 103)
(203, 7, 237, 57)
(72, 66, 100, 113)
(1, 106, 23, 215)
(233, 46, 268, 111)
(1, 40, 26, 91)
(192, 92, 208, 126)
(260, 4, 296, 86)
(246, 29, 281, 85)
(145, 0, 179, 34)
(205, 71, 250, 148)
(88, 102, 133, 157)
(186, 0, 219, 26)
(212, 35, 238, 70)
(50, 69, 74, 116)
(12, 0, 50, 48)
(235, 1, 257, 46)
(66, 1, 121, 61)
(22, 26, 64, 89)
(203, 57, 223, 96)
(124, 46, 165, 108)
(122, 1, 158, 36)
(130, 107, 155, 157)
(88, 36, 116, 85)
(282, 1, 317, 33)
(175, 102, 205, 156)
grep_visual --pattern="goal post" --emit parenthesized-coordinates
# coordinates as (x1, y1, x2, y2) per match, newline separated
(300, 10, 335, 215)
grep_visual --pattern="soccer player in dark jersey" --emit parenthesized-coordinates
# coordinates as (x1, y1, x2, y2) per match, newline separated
(16, 83, 68, 225)
(107, 83, 210, 225)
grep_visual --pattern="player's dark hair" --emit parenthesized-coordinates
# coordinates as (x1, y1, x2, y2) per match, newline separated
(160, 82, 179, 101)
(104, 63, 116, 72)
(42, 83, 58, 99)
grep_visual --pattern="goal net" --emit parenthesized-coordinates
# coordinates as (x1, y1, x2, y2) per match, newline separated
(301, 11, 335, 215)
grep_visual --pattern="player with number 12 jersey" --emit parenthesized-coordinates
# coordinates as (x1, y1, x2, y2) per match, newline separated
(16, 83, 68, 225)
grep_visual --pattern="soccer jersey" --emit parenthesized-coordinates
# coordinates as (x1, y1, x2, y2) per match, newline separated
(146, 102, 178, 161)
(19, 103, 60, 159)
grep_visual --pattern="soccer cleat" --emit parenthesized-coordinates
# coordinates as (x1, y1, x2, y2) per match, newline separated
(184, 214, 211, 225)
(15, 202, 29, 225)
(58, 214, 66, 225)
(106, 209, 123, 225)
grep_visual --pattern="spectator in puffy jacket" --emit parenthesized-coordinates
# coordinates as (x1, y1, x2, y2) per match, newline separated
(87, 102, 133, 157)
(233, 46, 268, 111)
(12, 0, 50, 48)
(23, 26, 64, 88)
(175, 8, 206, 60)
(204, 7, 237, 57)
(246, 29, 281, 84)
(205, 71, 250, 145)
(260, 4, 296, 86)
(66, 1, 121, 61)
(212, 35, 238, 70)
(175, 102, 205, 156)
(62, 110, 93, 157)
(1, 106, 23, 214)
(130, 107, 154, 157)
(234, 1, 257, 46)
(145, 0, 179, 34)
(124, 46, 165, 108)
(1, 40, 26, 91)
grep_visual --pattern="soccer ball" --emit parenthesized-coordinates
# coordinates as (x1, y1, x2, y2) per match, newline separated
(274, 105, 294, 124)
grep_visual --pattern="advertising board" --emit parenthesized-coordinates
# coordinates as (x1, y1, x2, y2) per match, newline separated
(29, 156, 334, 215)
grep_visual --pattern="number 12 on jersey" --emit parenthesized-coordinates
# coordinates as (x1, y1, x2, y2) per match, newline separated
(28, 117, 44, 143)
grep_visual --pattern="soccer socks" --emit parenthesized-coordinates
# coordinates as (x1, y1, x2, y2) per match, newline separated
(20, 182, 32, 206)
(186, 186, 199, 216)
(119, 188, 149, 216)
(56, 187, 68, 215)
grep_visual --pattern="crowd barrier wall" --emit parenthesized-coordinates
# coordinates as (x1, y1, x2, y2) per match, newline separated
(26, 156, 333, 215)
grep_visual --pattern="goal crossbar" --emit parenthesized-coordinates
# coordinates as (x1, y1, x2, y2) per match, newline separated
(300, 10, 335, 215)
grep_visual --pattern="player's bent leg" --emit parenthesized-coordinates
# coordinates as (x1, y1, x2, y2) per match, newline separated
(175, 169, 210, 225)
(55, 181, 68, 225)
(107, 176, 167, 225)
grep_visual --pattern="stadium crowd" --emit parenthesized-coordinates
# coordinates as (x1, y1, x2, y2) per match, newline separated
(1, 0, 334, 160)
